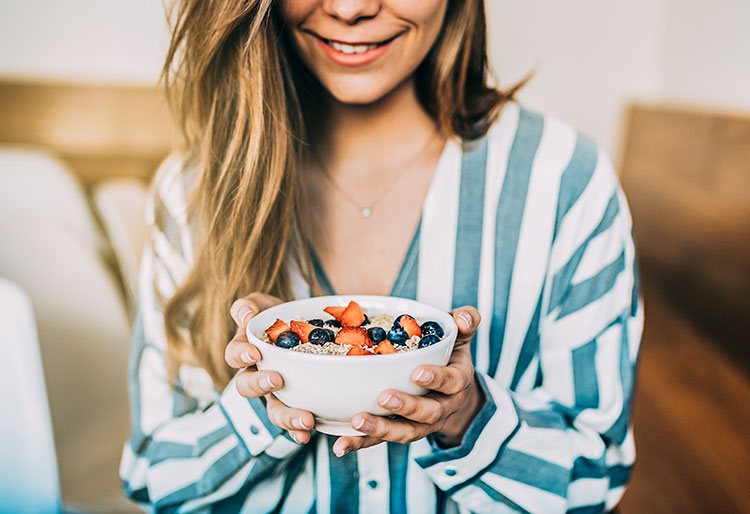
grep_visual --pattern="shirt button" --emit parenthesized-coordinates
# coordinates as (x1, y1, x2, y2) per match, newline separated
(367, 480, 378, 489)
(445, 468, 457, 477)
(250, 425, 260, 435)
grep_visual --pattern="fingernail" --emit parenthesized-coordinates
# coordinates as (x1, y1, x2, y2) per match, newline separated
(290, 431, 300, 443)
(334, 446, 348, 457)
(238, 305, 253, 326)
(381, 394, 402, 410)
(457, 311, 473, 330)
(353, 417, 374, 432)
(414, 369, 434, 385)
(261, 375, 277, 391)
(292, 417, 304, 430)
(241, 351, 255, 365)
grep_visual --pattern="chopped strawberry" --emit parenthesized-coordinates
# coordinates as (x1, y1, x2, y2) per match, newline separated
(290, 320, 316, 343)
(335, 327, 368, 346)
(340, 300, 365, 327)
(324, 306, 346, 320)
(347, 345, 369, 356)
(375, 340, 397, 354)
(398, 315, 421, 338)
(265, 319, 290, 343)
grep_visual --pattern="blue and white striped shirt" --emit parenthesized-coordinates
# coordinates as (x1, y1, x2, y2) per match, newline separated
(120, 103, 643, 513)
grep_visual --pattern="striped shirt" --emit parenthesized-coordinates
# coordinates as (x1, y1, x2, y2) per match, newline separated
(120, 103, 643, 514)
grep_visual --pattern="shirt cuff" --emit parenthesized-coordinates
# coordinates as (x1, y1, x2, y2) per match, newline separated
(219, 375, 284, 456)
(415, 371, 520, 491)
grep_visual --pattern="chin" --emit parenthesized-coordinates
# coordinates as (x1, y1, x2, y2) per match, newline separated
(322, 75, 402, 106)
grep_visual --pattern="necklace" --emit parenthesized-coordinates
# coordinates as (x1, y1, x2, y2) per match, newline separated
(315, 132, 440, 218)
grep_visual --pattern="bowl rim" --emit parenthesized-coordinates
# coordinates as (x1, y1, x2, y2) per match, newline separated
(246, 294, 458, 362)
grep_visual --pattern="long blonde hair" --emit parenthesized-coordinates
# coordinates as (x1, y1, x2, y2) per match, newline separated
(161, 0, 524, 387)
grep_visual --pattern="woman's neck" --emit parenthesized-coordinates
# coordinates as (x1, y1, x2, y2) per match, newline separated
(318, 78, 441, 180)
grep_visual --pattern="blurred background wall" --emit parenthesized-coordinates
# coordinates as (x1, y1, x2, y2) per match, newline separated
(1, 0, 748, 154)
(0, 1, 748, 513)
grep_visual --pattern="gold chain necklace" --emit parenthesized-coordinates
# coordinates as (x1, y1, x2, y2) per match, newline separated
(315, 132, 440, 218)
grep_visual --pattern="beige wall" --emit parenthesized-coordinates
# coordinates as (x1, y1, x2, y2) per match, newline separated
(659, 0, 750, 111)
(0, 0, 168, 85)
(486, 0, 750, 157)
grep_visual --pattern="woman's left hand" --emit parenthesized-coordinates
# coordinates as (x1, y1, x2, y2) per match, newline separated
(332, 306, 483, 457)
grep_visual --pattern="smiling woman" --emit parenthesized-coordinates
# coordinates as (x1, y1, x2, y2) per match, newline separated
(120, 0, 642, 513)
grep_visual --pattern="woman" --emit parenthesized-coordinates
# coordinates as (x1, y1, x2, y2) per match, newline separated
(121, 0, 642, 512)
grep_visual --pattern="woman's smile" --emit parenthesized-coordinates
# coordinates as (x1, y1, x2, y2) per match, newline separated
(307, 30, 404, 67)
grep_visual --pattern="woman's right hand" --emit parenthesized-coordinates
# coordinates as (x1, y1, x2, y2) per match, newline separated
(225, 293, 316, 444)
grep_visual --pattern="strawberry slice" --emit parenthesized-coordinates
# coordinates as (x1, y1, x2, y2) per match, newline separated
(398, 315, 421, 338)
(340, 300, 365, 327)
(265, 319, 290, 343)
(324, 306, 346, 320)
(290, 320, 316, 343)
(335, 327, 368, 346)
(375, 340, 397, 354)
(347, 345, 370, 356)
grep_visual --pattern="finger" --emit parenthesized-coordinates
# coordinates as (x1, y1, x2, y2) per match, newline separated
(332, 435, 382, 457)
(411, 361, 473, 396)
(230, 298, 259, 328)
(376, 389, 447, 425)
(349, 413, 432, 445)
(450, 306, 481, 343)
(225, 325, 262, 368)
(288, 430, 312, 445)
(234, 368, 284, 398)
(265, 394, 315, 437)
(230, 293, 283, 328)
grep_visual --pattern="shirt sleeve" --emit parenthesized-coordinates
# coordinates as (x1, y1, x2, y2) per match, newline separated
(119, 160, 306, 512)
(415, 151, 643, 514)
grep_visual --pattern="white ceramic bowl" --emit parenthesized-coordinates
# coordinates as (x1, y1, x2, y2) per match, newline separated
(246, 295, 457, 435)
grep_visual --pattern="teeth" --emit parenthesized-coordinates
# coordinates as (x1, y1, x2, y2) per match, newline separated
(329, 40, 379, 54)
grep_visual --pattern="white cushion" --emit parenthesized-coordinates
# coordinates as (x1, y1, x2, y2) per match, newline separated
(0, 145, 106, 253)
(0, 222, 133, 510)
(0, 278, 61, 514)
(0, 146, 136, 510)
(92, 177, 148, 314)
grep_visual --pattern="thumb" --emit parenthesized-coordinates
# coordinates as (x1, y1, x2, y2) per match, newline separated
(450, 306, 481, 341)
(230, 293, 283, 328)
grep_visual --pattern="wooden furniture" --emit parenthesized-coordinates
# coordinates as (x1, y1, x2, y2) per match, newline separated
(618, 104, 750, 513)
(619, 104, 750, 368)
(0, 80, 176, 186)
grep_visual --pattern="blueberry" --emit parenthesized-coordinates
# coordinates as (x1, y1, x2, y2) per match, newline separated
(309, 328, 334, 345)
(386, 327, 409, 346)
(275, 331, 300, 349)
(360, 314, 370, 326)
(324, 319, 342, 328)
(367, 327, 386, 343)
(308, 318, 324, 327)
(420, 321, 444, 339)
(418, 334, 441, 348)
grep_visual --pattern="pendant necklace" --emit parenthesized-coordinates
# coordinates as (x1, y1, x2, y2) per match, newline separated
(315, 132, 440, 219)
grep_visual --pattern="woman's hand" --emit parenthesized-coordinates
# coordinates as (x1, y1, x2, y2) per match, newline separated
(224, 293, 316, 444)
(332, 306, 484, 457)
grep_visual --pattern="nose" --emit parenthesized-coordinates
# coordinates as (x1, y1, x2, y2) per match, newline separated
(321, 0, 381, 24)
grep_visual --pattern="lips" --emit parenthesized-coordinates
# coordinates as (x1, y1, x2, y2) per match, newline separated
(307, 30, 402, 67)
(319, 33, 397, 54)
